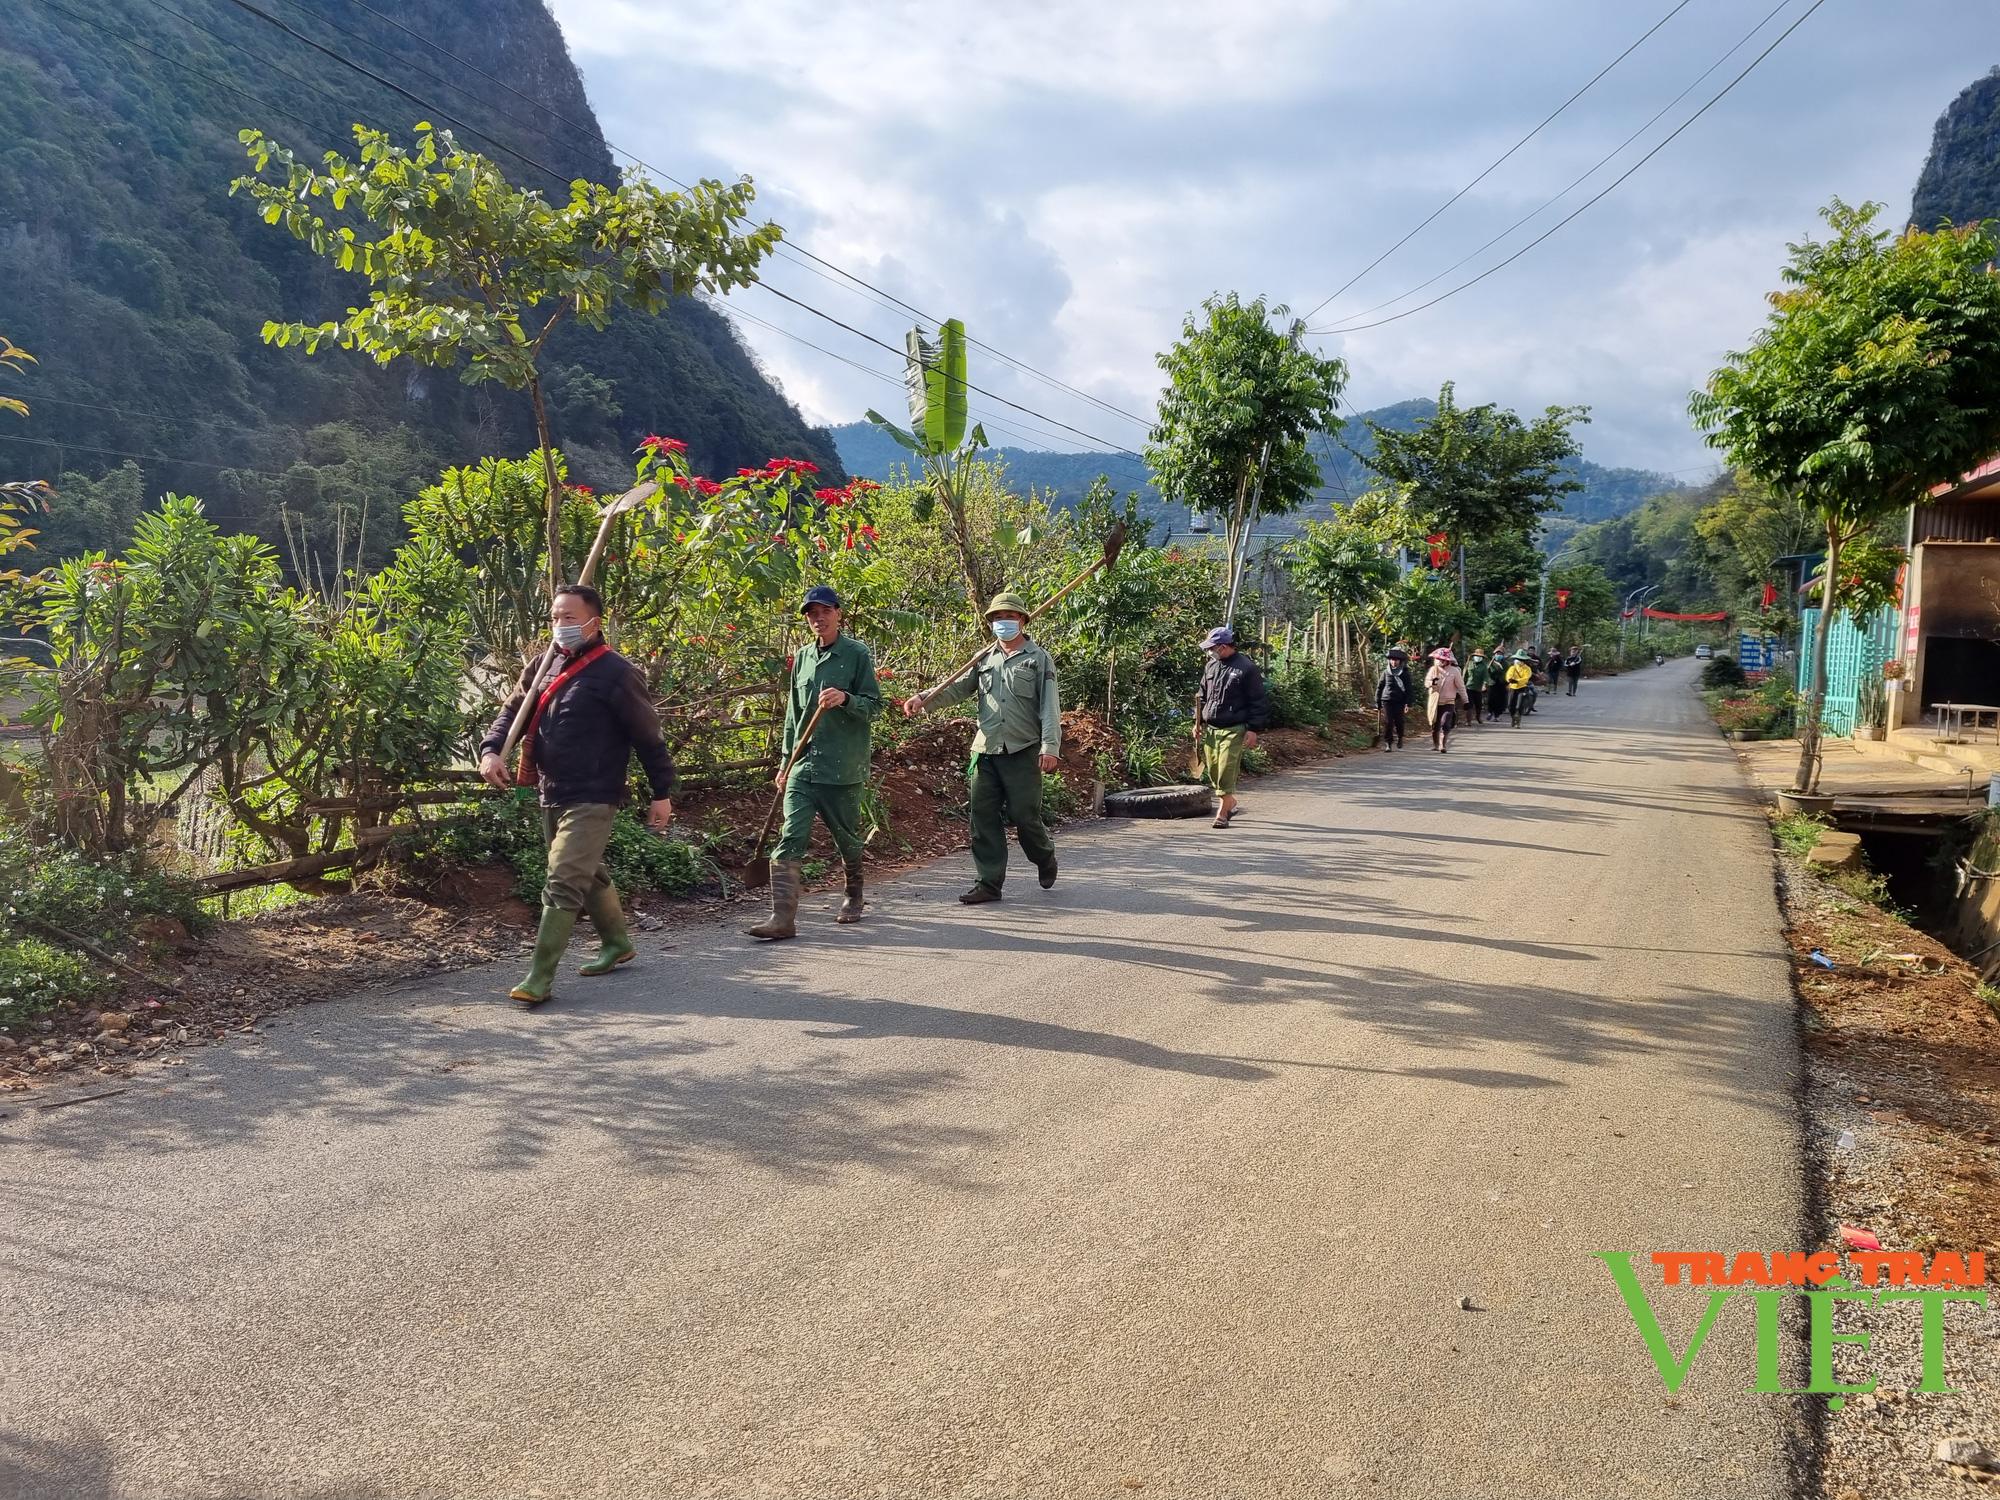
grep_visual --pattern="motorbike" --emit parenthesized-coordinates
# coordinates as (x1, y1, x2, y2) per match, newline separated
(1654, 652, 1666, 665)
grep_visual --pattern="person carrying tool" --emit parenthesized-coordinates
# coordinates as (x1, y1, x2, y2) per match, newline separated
(1505, 651, 1536, 727)
(902, 591, 1061, 904)
(1566, 646, 1584, 696)
(1463, 649, 1491, 729)
(1193, 625, 1271, 829)
(479, 584, 675, 1006)
(747, 584, 883, 942)
(1375, 647, 1412, 750)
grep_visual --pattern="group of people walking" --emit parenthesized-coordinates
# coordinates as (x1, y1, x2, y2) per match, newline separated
(1373, 643, 1583, 753)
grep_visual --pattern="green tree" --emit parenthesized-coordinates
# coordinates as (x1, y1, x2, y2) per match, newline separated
(1690, 198, 2000, 792)
(1146, 294, 1346, 586)
(1546, 562, 1618, 648)
(231, 123, 781, 591)
(1360, 382, 1588, 602)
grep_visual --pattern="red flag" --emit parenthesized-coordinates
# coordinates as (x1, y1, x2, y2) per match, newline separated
(1556, 588, 1571, 610)
(1760, 581, 1778, 609)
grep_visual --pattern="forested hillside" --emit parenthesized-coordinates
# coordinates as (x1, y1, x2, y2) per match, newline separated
(1912, 66, 2000, 228)
(831, 399, 1685, 545)
(0, 0, 839, 565)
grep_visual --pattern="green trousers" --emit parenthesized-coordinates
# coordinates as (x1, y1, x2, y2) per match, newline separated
(970, 747, 1055, 892)
(773, 776, 865, 863)
(541, 803, 617, 912)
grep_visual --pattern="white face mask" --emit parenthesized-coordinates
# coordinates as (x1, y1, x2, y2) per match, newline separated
(553, 622, 592, 651)
(991, 619, 1022, 642)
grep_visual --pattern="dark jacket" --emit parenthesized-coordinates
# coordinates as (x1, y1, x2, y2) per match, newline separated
(1376, 662, 1412, 707)
(1197, 650, 1272, 731)
(481, 640, 676, 807)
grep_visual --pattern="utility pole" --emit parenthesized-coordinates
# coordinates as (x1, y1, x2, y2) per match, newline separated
(1534, 567, 1549, 651)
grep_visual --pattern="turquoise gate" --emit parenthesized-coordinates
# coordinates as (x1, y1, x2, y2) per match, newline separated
(1799, 606, 1899, 736)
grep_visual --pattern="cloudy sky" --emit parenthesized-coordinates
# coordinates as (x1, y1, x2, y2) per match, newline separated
(551, 0, 1991, 475)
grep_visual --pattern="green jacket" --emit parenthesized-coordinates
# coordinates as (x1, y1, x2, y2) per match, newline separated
(781, 632, 881, 785)
(927, 637, 1062, 757)
(1465, 659, 1490, 692)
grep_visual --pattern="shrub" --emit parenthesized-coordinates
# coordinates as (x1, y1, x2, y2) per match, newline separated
(1042, 772, 1080, 822)
(0, 936, 105, 1025)
(1702, 655, 1748, 690)
(0, 835, 205, 939)
(1241, 746, 1273, 776)
(1268, 659, 1346, 729)
(431, 790, 706, 901)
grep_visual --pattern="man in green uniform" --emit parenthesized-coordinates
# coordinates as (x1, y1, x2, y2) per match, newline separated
(902, 592, 1061, 905)
(748, 584, 882, 941)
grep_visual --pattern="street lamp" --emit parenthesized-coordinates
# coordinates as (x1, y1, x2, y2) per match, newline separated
(1621, 584, 1662, 662)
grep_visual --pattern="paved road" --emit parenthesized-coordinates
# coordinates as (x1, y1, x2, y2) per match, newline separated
(2, 660, 1807, 1499)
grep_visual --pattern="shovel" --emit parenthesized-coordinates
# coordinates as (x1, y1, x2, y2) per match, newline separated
(741, 698, 831, 889)
(495, 480, 659, 771)
(914, 521, 1129, 702)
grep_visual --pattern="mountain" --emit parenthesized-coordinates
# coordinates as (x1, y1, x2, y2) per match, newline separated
(0, 0, 839, 563)
(830, 401, 1686, 544)
(1913, 66, 2000, 229)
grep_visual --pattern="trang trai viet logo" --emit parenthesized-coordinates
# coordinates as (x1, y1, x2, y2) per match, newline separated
(1599, 1250, 1989, 1408)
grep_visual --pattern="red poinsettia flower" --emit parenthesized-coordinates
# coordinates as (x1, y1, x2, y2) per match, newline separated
(813, 486, 847, 506)
(766, 457, 821, 476)
(814, 536, 829, 551)
(692, 478, 722, 497)
(570, 484, 594, 496)
(849, 478, 882, 492)
(878, 669, 895, 682)
(737, 468, 766, 479)
(670, 475, 692, 490)
(843, 533, 855, 551)
(724, 623, 737, 632)
(641, 435, 687, 454)
(860, 524, 878, 541)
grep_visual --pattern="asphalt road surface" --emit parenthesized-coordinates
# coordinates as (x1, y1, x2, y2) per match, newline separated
(2, 659, 1807, 1499)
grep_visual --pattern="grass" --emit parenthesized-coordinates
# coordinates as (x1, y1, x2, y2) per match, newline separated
(1979, 982, 2000, 1017)
(1772, 811, 1830, 858)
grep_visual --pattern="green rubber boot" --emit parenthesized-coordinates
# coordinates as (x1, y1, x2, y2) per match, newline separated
(509, 905, 577, 1005)
(746, 861, 800, 941)
(580, 885, 636, 975)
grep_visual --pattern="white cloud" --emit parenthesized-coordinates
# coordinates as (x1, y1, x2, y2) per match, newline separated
(552, 0, 1995, 472)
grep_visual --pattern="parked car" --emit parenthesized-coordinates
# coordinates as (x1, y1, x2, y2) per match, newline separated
(1694, 645, 1714, 660)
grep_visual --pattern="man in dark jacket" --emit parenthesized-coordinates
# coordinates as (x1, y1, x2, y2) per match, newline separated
(1193, 626, 1271, 829)
(479, 584, 675, 1005)
(748, 584, 882, 942)
(1376, 647, 1412, 749)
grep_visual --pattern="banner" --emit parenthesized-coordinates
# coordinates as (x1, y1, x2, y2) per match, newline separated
(1643, 607, 1729, 622)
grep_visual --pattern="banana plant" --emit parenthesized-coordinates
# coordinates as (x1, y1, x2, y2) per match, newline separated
(865, 318, 992, 614)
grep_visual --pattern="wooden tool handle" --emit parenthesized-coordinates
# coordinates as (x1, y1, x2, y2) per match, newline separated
(751, 698, 832, 850)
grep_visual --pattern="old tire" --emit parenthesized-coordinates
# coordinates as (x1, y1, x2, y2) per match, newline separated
(1101, 783, 1214, 819)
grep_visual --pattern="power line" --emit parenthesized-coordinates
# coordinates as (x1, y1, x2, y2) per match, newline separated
(753, 285, 1143, 458)
(0, 431, 293, 481)
(1313, 0, 1795, 331)
(717, 304, 1134, 457)
(262, 0, 1155, 431)
(1305, 0, 1829, 337)
(127, 0, 1148, 460)
(1297, 0, 1697, 324)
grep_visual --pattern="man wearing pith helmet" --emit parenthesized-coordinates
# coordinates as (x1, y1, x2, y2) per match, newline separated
(748, 584, 883, 942)
(901, 590, 1061, 904)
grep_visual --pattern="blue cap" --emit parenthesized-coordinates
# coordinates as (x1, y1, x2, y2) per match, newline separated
(800, 585, 842, 612)
(1201, 626, 1234, 649)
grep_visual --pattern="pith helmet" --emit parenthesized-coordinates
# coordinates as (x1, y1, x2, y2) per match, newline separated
(983, 591, 1032, 620)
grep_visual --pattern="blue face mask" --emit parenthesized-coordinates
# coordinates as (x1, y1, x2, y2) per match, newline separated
(991, 619, 1022, 642)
